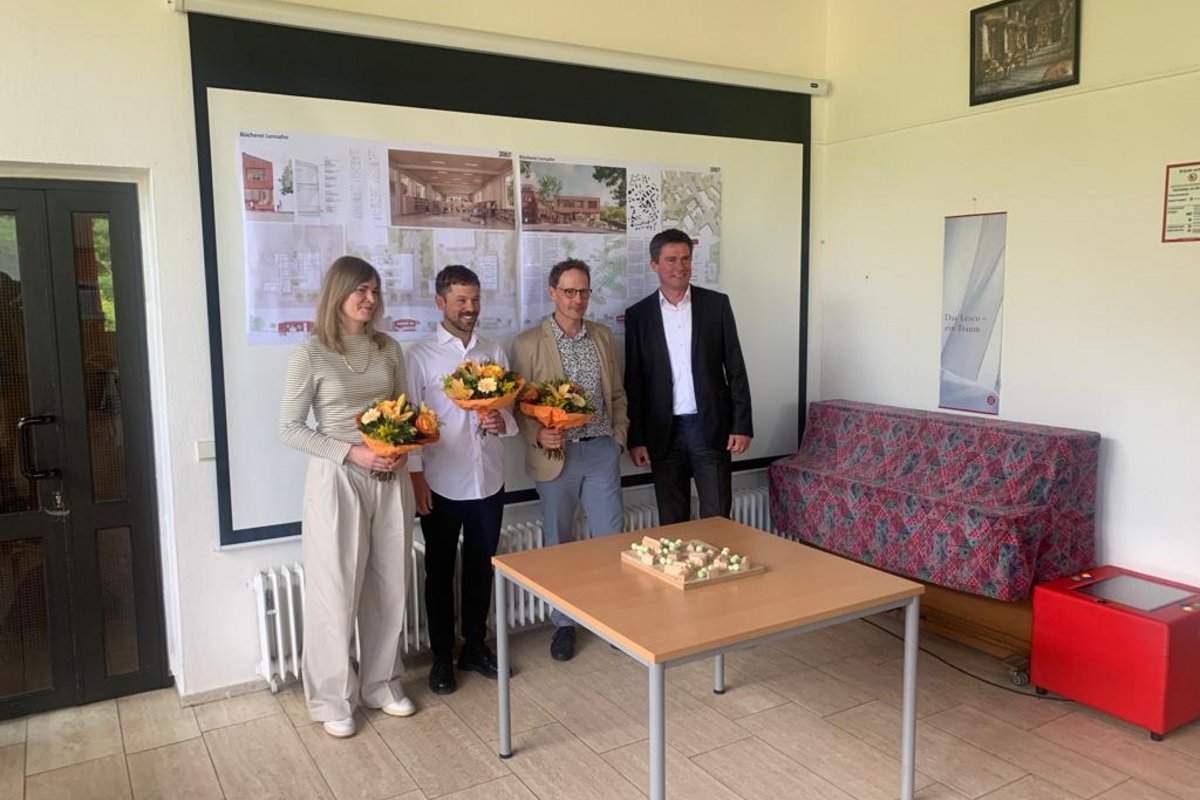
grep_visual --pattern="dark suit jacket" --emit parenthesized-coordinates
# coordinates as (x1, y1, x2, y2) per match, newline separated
(624, 285, 752, 459)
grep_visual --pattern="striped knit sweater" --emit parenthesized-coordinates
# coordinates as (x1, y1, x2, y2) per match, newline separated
(279, 334, 407, 464)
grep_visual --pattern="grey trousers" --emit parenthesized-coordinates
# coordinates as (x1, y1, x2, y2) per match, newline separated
(535, 436, 625, 628)
(301, 457, 414, 722)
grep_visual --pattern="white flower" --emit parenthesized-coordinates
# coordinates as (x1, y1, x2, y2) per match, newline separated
(361, 408, 381, 424)
(478, 376, 498, 393)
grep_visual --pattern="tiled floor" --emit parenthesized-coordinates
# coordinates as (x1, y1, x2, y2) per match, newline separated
(4, 618, 1200, 800)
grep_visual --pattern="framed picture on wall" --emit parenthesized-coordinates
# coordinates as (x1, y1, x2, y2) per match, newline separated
(970, 0, 1081, 106)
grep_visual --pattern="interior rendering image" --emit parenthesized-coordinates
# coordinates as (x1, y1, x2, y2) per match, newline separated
(388, 149, 516, 230)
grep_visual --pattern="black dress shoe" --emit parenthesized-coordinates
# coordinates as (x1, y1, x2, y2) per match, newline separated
(458, 643, 508, 679)
(428, 657, 457, 695)
(550, 626, 577, 661)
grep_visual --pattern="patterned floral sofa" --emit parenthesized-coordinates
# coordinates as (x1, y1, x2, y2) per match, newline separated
(768, 400, 1100, 601)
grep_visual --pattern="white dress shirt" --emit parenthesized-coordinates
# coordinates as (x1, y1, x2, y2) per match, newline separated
(659, 288, 698, 416)
(405, 324, 517, 501)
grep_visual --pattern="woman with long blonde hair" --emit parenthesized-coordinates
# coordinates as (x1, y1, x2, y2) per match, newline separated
(280, 255, 416, 737)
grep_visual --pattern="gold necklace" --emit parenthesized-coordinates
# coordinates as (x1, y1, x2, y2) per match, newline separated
(342, 349, 371, 374)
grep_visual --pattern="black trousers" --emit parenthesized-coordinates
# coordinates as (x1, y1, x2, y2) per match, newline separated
(652, 414, 732, 525)
(419, 488, 505, 659)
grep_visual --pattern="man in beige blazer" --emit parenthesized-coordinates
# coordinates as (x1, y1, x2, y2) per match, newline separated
(511, 258, 628, 661)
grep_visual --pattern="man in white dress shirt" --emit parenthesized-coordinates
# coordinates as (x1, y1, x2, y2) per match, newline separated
(406, 265, 518, 694)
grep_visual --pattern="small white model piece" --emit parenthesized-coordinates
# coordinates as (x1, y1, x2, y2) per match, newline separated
(630, 543, 656, 564)
(663, 562, 690, 579)
(642, 536, 662, 552)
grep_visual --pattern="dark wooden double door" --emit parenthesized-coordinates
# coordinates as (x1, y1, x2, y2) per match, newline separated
(0, 180, 168, 719)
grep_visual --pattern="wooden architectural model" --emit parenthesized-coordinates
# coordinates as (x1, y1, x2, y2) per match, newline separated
(621, 536, 766, 589)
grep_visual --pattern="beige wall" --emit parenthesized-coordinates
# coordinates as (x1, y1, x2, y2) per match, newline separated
(1, 0, 202, 692)
(0, 0, 826, 696)
(285, 0, 829, 78)
(814, 0, 1200, 581)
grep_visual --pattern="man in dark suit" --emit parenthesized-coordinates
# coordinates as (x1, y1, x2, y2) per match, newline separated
(624, 228, 752, 524)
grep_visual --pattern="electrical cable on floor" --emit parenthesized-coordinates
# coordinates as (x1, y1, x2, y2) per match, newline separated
(861, 618, 1075, 702)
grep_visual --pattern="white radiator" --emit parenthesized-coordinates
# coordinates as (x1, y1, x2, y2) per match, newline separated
(732, 486, 775, 534)
(624, 503, 660, 531)
(495, 521, 548, 629)
(253, 485, 773, 691)
(252, 564, 304, 691)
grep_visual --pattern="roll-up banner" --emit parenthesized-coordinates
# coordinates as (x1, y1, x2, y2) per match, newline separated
(940, 212, 1006, 415)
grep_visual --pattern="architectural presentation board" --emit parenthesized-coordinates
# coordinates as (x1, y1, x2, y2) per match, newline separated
(190, 14, 810, 545)
(234, 131, 725, 345)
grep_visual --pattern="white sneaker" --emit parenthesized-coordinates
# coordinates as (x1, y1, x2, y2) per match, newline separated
(322, 717, 356, 738)
(379, 696, 416, 717)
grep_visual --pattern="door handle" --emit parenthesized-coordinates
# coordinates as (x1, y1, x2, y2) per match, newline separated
(16, 414, 60, 480)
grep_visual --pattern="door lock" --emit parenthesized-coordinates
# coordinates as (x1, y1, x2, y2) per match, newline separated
(44, 489, 70, 519)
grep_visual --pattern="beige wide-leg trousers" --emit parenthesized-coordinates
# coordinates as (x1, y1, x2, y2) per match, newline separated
(301, 457, 414, 722)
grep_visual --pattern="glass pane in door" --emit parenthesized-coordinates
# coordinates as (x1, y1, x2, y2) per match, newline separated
(0, 538, 52, 695)
(0, 212, 38, 515)
(96, 527, 139, 675)
(72, 214, 127, 503)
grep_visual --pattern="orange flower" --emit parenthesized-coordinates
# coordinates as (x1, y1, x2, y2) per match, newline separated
(445, 377, 474, 401)
(481, 362, 505, 379)
(415, 406, 439, 436)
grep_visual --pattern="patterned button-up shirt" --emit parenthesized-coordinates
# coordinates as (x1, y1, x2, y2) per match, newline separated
(549, 316, 612, 441)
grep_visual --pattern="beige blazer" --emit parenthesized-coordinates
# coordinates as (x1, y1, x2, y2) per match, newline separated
(510, 317, 628, 482)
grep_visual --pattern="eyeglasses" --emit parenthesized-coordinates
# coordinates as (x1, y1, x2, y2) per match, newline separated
(555, 288, 593, 299)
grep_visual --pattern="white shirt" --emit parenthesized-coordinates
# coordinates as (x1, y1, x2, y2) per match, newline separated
(659, 288, 698, 416)
(405, 324, 517, 500)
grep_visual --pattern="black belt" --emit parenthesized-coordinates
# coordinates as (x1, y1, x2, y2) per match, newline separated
(571, 436, 602, 442)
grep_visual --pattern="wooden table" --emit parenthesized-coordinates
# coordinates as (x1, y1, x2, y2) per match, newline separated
(492, 518, 925, 800)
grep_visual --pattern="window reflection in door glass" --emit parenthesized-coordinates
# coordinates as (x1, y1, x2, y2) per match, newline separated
(1, 213, 38, 515)
(72, 213, 127, 503)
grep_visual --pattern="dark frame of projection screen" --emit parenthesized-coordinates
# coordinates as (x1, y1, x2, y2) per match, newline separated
(188, 13, 812, 546)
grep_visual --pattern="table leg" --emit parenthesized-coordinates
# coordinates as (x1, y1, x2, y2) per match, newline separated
(496, 573, 512, 759)
(713, 654, 726, 694)
(900, 595, 919, 800)
(649, 663, 666, 800)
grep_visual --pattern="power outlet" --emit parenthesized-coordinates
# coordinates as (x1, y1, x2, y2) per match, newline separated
(195, 440, 217, 461)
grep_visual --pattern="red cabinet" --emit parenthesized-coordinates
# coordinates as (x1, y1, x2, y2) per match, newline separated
(1032, 566, 1200, 739)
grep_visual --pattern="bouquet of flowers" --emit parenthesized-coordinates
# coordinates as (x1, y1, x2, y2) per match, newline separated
(518, 379, 596, 460)
(442, 360, 524, 435)
(355, 394, 440, 480)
